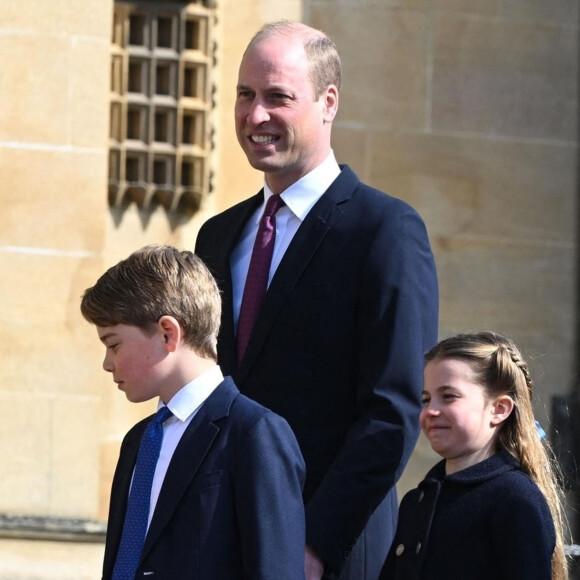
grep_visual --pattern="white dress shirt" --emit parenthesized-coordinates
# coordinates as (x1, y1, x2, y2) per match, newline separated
(230, 151, 341, 329)
(146, 365, 224, 529)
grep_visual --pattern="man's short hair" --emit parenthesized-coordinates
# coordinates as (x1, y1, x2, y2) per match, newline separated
(247, 21, 342, 98)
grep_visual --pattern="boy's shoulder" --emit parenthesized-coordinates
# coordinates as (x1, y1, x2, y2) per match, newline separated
(226, 383, 289, 428)
(119, 377, 294, 448)
(206, 376, 289, 427)
(202, 379, 300, 455)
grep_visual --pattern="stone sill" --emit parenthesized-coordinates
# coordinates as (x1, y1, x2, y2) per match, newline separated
(0, 514, 106, 543)
(0, 513, 577, 560)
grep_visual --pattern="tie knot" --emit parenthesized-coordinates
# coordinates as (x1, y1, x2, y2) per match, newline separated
(263, 194, 285, 218)
(154, 406, 173, 425)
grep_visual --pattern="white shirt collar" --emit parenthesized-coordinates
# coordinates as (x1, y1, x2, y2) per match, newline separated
(259, 151, 341, 223)
(159, 365, 224, 422)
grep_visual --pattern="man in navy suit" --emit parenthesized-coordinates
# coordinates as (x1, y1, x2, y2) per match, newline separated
(81, 244, 306, 580)
(195, 21, 439, 580)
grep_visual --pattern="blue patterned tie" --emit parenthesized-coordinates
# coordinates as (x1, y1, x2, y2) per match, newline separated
(112, 406, 173, 580)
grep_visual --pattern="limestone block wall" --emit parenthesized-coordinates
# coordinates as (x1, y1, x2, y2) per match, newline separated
(0, 0, 114, 576)
(0, 0, 112, 525)
(306, 0, 579, 495)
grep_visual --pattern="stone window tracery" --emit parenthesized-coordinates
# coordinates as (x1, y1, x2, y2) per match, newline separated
(109, 1, 214, 216)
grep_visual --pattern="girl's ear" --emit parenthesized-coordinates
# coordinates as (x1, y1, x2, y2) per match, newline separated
(490, 395, 515, 426)
(158, 315, 182, 352)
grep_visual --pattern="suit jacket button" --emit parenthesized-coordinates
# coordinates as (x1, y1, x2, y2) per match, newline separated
(416, 542, 422, 554)
(418, 491, 424, 502)
(395, 544, 405, 556)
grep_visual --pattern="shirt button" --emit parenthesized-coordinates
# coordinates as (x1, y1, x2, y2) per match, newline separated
(395, 544, 405, 556)
(416, 542, 422, 553)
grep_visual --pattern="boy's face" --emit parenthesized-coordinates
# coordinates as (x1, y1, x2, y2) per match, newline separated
(97, 323, 168, 403)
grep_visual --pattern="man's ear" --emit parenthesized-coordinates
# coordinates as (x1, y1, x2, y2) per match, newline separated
(158, 315, 182, 352)
(490, 395, 515, 426)
(322, 84, 339, 123)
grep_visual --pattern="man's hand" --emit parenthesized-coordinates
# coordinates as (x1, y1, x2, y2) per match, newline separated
(305, 545, 324, 580)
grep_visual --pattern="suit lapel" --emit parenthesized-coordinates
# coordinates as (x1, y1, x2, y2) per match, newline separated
(140, 379, 238, 559)
(104, 418, 150, 579)
(109, 438, 139, 535)
(237, 168, 357, 382)
(213, 193, 264, 374)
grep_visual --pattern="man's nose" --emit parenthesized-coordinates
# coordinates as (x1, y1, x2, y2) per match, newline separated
(247, 100, 270, 125)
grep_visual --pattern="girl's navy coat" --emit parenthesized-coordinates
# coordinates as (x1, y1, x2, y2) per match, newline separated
(380, 451, 555, 580)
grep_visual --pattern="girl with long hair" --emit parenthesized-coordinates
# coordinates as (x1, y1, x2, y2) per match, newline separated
(381, 331, 568, 580)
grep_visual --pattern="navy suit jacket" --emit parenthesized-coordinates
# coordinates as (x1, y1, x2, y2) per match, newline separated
(102, 377, 306, 580)
(195, 165, 439, 578)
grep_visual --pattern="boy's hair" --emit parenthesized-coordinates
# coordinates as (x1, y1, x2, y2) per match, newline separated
(426, 331, 568, 580)
(81, 245, 221, 360)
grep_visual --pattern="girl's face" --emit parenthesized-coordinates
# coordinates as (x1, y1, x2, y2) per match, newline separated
(420, 357, 508, 474)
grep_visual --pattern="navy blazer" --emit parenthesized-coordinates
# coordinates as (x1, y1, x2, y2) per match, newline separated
(102, 377, 306, 580)
(195, 165, 439, 578)
(380, 451, 556, 580)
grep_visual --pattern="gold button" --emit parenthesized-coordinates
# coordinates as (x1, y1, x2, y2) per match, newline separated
(395, 544, 405, 556)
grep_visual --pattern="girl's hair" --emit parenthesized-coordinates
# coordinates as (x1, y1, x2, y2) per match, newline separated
(426, 331, 568, 580)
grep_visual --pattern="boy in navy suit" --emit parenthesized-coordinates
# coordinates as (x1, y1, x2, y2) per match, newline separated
(81, 244, 306, 580)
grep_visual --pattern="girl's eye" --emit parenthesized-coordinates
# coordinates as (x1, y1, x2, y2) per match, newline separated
(107, 343, 118, 351)
(421, 398, 430, 406)
(443, 393, 458, 401)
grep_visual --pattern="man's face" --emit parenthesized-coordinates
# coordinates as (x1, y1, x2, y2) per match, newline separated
(235, 35, 337, 193)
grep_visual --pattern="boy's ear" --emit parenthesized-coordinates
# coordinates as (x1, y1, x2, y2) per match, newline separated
(490, 395, 515, 426)
(158, 315, 182, 352)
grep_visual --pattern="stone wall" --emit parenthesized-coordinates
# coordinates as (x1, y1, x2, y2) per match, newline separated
(306, 0, 579, 496)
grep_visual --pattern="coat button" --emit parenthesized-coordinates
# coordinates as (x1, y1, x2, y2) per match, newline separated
(416, 542, 422, 553)
(418, 491, 424, 502)
(395, 544, 405, 556)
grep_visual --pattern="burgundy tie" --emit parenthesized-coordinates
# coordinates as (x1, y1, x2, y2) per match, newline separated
(237, 194, 285, 362)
